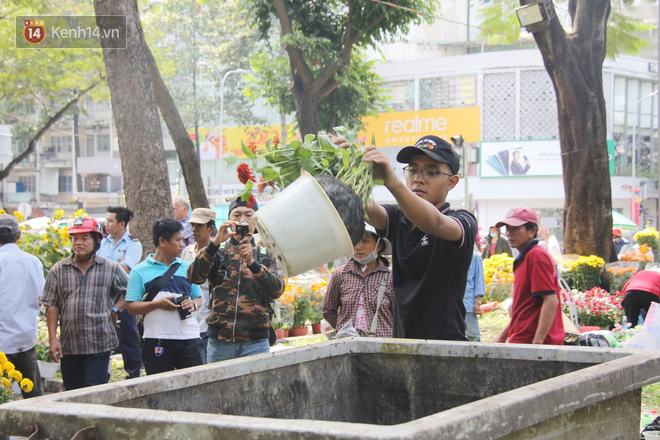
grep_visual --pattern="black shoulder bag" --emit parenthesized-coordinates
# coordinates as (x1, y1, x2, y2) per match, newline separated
(137, 262, 181, 342)
(142, 262, 181, 302)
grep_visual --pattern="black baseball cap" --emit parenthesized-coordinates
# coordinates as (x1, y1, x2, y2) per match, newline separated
(228, 196, 259, 217)
(396, 135, 460, 175)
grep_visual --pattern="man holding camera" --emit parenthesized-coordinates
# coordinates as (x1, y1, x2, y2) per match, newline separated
(126, 218, 203, 375)
(188, 197, 284, 363)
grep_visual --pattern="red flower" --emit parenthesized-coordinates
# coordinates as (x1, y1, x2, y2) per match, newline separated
(247, 140, 257, 153)
(246, 195, 257, 210)
(237, 164, 256, 184)
(272, 135, 280, 148)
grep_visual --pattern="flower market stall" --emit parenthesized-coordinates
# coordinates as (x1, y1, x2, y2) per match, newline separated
(272, 271, 328, 338)
(482, 249, 650, 345)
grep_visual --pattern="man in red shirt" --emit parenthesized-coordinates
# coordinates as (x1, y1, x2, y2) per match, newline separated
(494, 208, 564, 345)
(621, 268, 660, 327)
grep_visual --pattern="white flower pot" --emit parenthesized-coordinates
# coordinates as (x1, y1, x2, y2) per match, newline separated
(38, 360, 60, 379)
(254, 171, 354, 277)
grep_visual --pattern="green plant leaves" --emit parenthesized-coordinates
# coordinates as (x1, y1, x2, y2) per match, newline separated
(241, 140, 257, 159)
(341, 148, 350, 169)
(260, 167, 280, 181)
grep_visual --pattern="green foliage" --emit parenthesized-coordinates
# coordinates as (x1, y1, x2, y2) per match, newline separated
(476, 0, 656, 58)
(0, 0, 105, 168)
(250, 0, 436, 49)
(606, 11, 654, 59)
(245, 53, 296, 115)
(141, 0, 264, 129)
(18, 215, 71, 277)
(486, 283, 513, 303)
(476, 0, 522, 45)
(247, 0, 438, 133)
(247, 47, 389, 133)
(252, 126, 382, 208)
(293, 296, 311, 328)
(316, 51, 389, 132)
(642, 382, 660, 412)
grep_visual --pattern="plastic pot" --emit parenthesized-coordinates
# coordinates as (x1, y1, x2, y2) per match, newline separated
(254, 172, 355, 277)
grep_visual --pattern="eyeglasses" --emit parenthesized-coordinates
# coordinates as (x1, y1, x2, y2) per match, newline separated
(402, 166, 454, 181)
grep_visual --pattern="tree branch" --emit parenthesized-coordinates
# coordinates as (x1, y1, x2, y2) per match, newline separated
(0, 77, 103, 182)
(310, 0, 387, 98)
(272, 0, 314, 84)
(318, 76, 340, 100)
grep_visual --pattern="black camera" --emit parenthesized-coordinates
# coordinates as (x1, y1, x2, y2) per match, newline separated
(235, 222, 250, 238)
(170, 294, 192, 320)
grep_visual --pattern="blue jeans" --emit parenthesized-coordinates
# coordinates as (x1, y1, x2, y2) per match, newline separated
(60, 351, 111, 391)
(207, 338, 269, 363)
(200, 332, 208, 364)
(465, 313, 481, 342)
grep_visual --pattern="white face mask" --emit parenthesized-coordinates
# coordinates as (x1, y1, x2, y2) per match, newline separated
(353, 251, 378, 266)
(353, 238, 380, 267)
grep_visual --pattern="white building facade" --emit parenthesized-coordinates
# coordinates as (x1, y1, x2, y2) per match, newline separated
(369, 49, 658, 243)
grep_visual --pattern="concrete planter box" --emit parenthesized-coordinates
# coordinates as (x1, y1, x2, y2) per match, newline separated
(1, 339, 659, 439)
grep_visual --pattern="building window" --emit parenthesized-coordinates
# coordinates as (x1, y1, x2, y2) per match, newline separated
(86, 134, 95, 156)
(18, 175, 36, 193)
(613, 76, 658, 176)
(12, 139, 28, 155)
(97, 134, 110, 152)
(52, 136, 72, 153)
(58, 175, 73, 193)
(385, 80, 415, 112)
(419, 75, 477, 110)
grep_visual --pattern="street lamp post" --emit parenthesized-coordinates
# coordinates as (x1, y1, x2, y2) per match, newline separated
(218, 68, 248, 185)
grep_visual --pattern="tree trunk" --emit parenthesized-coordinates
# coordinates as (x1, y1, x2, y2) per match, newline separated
(525, 0, 617, 261)
(292, 78, 320, 136)
(94, 0, 172, 257)
(144, 43, 209, 209)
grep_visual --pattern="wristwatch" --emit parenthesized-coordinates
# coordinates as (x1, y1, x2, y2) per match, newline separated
(111, 306, 120, 314)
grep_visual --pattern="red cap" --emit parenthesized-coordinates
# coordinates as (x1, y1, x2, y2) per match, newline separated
(495, 207, 538, 228)
(612, 228, 622, 237)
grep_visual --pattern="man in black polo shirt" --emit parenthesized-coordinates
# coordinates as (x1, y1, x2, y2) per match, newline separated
(360, 135, 477, 341)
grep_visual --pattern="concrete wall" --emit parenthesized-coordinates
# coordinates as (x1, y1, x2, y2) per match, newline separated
(1, 340, 659, 440)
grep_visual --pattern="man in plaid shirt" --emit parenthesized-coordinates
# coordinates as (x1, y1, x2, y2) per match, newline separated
(42, 217, 128, 390)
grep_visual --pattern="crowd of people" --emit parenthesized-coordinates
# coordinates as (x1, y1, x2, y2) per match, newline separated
(6, 132, 655, 399)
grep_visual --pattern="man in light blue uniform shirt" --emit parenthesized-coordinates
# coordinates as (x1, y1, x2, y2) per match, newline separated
(98, 206, 143, 378)
(463, 251, 485, 342)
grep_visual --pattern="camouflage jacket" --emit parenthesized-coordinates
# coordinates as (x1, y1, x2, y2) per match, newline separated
(187, 238, 284, 342)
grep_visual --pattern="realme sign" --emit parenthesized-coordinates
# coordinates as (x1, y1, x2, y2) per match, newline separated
(360, 107, 481, 147)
